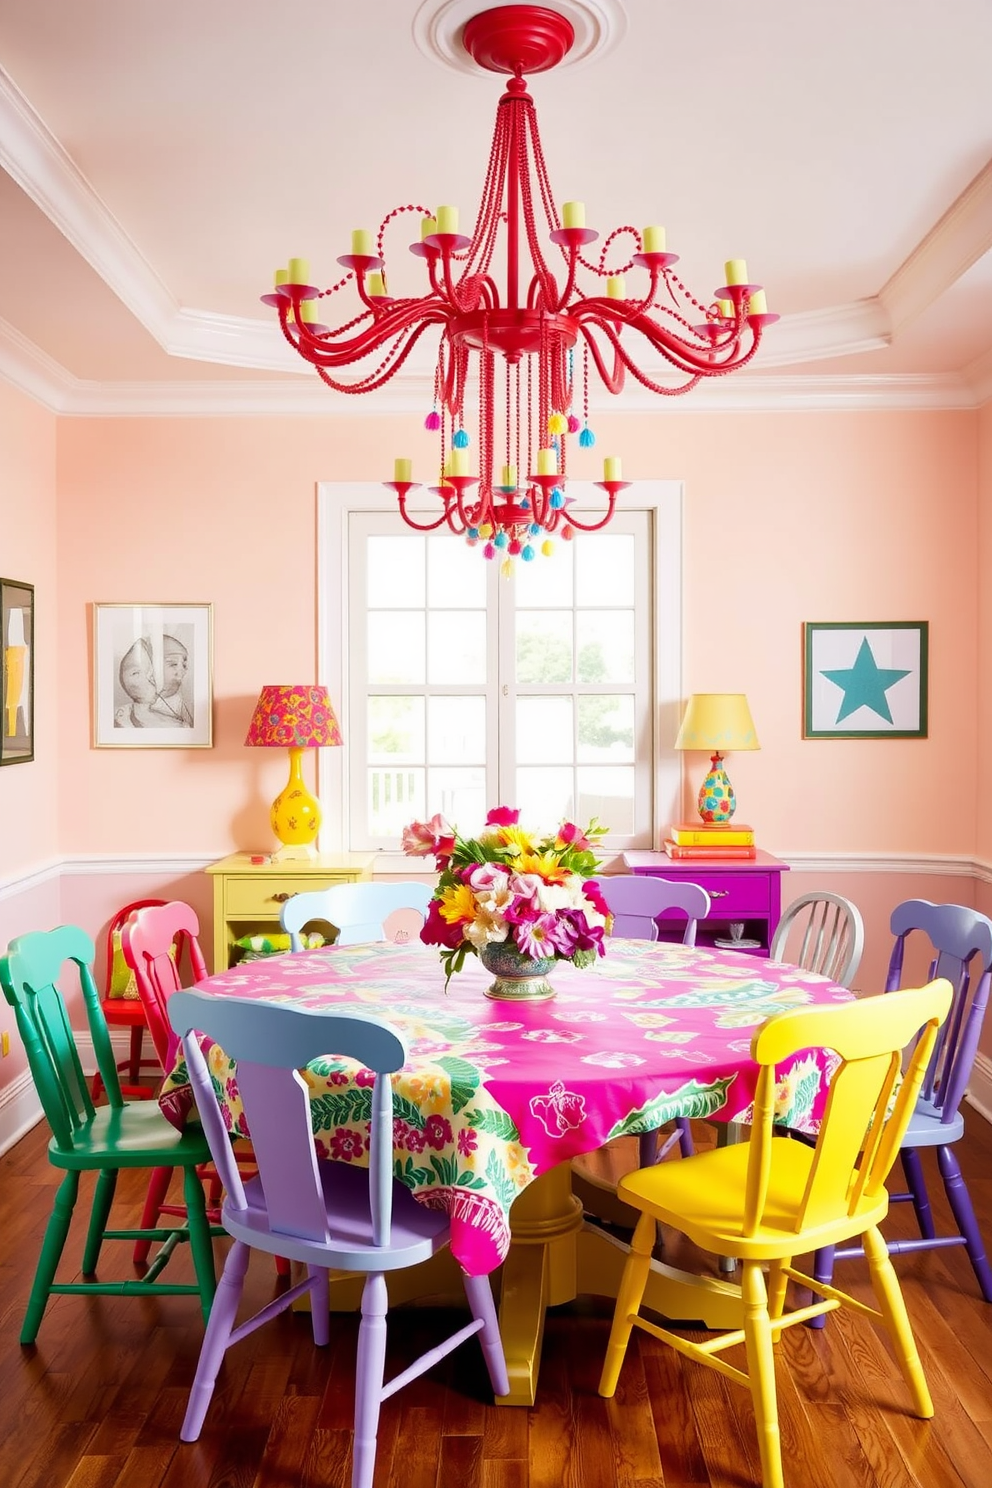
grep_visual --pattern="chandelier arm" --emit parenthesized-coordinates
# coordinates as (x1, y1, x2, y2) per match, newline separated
(574, 302, 758, 384)
(553, 491, 618, 533)
(396, 490, 459, 532)
(289, 302, 451, 372)
(577, 321, 626, 396)
(310, 319, 447, 394)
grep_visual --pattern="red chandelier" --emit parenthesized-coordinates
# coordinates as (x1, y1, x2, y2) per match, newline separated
(266, 5, 776, 571)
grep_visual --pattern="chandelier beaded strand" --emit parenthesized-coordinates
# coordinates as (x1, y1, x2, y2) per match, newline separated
(266, 6, 777, 573)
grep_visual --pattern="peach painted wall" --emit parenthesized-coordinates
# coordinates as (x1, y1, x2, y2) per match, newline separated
(0, 381, 59, 877)
(55, 407, 977, 861)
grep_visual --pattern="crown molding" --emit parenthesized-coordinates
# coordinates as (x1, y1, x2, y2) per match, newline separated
(2, 62, 991, 416)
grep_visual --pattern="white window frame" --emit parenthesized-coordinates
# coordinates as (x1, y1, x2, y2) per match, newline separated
(317, 480, 683, 866)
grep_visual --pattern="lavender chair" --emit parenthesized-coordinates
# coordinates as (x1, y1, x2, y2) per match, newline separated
(591, 875, 711, 1161)
(168, 988, 508, 1488)
(811, 898, 992, 1322)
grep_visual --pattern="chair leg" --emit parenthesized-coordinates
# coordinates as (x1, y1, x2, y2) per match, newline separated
(806, 1244, 836, 1329)
(861, 1225, 933, 1418)
(180, 1240, 250, 1441)
(598, 1210, 656, 1397)
(353, 1273, 389, 1488)
(937, 1145, 992, 1300)
(308, 1266, 331, 1346)
(21, 1171, 80, 1345)
(134, 1166, 174, 1265)
(740, 1260, 784, 1488)
(181, 1166, 217, 1322)
(82, 1168, 118, 1275)
(463, 1273, 510, 1397)
(901, 1148, 935, 1239)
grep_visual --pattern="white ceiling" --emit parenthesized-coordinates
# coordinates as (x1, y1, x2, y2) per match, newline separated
(1, 0, 991, 416)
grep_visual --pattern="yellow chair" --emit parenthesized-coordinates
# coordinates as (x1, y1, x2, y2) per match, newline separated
(598, 979, 953, 1488)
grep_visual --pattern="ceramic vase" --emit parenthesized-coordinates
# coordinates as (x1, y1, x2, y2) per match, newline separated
(478, 941, 556, 1001)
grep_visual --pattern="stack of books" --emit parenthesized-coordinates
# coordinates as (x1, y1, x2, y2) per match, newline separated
(663, 822, 757, 860)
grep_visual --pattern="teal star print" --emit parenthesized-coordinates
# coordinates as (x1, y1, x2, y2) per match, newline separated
(821, 637, 911, 724)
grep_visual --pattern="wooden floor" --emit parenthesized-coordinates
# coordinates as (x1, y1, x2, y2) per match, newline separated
(1, 1112, 991, 1488)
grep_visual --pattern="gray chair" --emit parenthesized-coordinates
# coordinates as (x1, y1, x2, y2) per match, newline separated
(281, 880, 434, 951)
(769, 891, 865, 989)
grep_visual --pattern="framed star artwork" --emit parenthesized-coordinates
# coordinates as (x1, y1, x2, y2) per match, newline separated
(802, 621, 928, 739)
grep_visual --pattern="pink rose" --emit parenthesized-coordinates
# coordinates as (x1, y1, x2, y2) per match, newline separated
(485, 806, 520, 827)
(556, 820, 591, 852)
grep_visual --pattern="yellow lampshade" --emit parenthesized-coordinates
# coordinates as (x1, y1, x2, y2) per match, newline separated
(674, 693, 760, 753)
(674, 693, 759, 824)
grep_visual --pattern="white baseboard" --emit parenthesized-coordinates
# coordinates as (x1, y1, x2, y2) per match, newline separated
(0, 1028, 128, 1159)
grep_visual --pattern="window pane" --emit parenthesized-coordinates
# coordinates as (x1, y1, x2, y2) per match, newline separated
(517, 697, 573, 763)
(576, 533, 634, 605)
(516, 767, 574, 827)
(578, 766, 634, 835)
(515, 544, 573, 606)
(426, 767, 487, 827)
(368, 696, 425, 764)
(577, 695, 634, 762)
(577, 612, 635, 683)
(428, 536, 487, 608)
(427, 611, 487, 683)
(517, 611, 573, 683)
(369, 767, 425, 838)
(368, 612, 425, 684)
(368, 535, 425, 607)
(428, 696, 486, 763)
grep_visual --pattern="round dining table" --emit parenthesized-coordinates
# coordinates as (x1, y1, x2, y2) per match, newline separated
(160, 935, 853, 1406)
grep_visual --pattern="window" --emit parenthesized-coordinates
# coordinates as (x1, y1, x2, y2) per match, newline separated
(318, 482, 682, 860)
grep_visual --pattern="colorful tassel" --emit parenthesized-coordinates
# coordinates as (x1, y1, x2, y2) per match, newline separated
(550, 487, 565, 510)
(579, 425, 596, 448)
(522, 544, 535, 561)
(452, 428, 470, 448)
(484, 542, 496, 560)
(547, 412, 568, 435)
(494, 531, 509, 549)
(425, 410, 441, 431)
(567, 414, 581, 434)
(541, 539, 554, 557)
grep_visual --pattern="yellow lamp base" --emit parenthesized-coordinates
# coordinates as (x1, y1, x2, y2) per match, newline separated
(270, 746, 322, 857)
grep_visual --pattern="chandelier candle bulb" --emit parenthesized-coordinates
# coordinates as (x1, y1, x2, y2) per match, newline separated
(300, 300, 318, 323)
(642, 225, 666, 253)
(436, 205, 459, 235)
(717, 297, 735, 318)
(287, 257, 309, 283)
(603, 456, 622, 482)
(394, 458, 413, 483)
(748, 289, 768, 315)
(274, 267, 289, 287)
(536, 447, 557, 476)
(449, 449, 470, 477)
(501, 463, 517, 488)
(351, 230, 374, 257)
(606, 275, 625, 299)
(420, 215, 438, 240)
(724, 259, 749, 286)
(368, 272, 386, 297)
(562, 201, 585, 229)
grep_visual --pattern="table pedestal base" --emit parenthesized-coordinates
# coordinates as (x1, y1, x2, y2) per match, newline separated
(323, 1161, 744, 1407)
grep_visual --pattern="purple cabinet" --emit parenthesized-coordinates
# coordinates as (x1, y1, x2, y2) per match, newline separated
(621, 849, 789, 957)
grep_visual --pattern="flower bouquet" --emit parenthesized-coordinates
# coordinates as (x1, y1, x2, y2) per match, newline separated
(401, 806, 610, 998)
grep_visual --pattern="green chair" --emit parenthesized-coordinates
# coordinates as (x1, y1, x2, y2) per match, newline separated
(0, 925, 218, 1345)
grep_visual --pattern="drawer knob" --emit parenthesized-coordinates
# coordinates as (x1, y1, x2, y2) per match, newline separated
(270, 891, 291, 903)
(710, 889, 729, 898)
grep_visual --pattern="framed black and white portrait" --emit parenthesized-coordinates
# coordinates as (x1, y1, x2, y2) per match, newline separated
(93, 602, 213, 748)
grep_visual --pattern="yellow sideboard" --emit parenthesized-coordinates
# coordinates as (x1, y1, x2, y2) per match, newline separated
(205, 852, 377, 970)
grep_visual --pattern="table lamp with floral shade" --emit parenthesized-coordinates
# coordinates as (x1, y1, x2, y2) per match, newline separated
(674, 693, 760, 823)
(244, 685, 342, 860)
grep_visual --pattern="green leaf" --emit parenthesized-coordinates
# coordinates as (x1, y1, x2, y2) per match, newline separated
(308, 1088, 373, 1129)
(429, 1152, 460, 1186)
(484, 1148, 519, 1209)
(466, 1108, 520, 1141)
(394, 1154, 433, 1189)
(392, 1094, 426, 1130)
(607, 1075, 736, 1140)
(435, 1054, 480, 1114)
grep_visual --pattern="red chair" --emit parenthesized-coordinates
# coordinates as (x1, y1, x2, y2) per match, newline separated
(121, 900, 289, 1276)
(91, 897, 168, 1102)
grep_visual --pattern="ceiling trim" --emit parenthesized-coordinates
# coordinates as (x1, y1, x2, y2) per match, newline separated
(412, 0, 626, 75)
(1, 60, 991, 415)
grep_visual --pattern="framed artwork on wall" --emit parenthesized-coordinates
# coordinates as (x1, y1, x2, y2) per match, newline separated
(1, 577, 34, 766)
(93, 602, 213, 748)
(803, 621, 929, 739)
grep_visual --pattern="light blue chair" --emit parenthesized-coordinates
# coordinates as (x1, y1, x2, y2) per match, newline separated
(280, 880, 433, 950)
(168, 988, 508, 1488)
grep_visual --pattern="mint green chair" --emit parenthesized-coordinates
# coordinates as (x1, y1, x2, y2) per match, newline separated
(0, 925, 218, 1345)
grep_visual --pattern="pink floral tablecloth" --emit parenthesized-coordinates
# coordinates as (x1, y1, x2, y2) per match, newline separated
(159, 938, 851, 1276)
